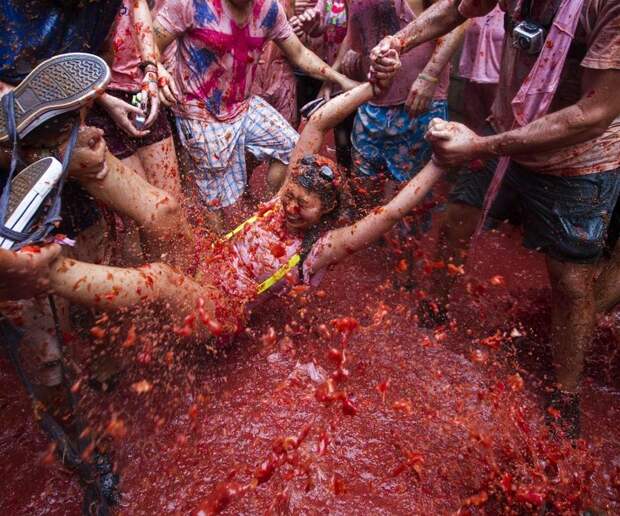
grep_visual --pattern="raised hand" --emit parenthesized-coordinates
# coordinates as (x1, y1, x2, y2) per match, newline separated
(290, 8, 320, 37)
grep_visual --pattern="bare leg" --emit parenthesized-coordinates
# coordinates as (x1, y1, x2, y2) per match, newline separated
(79, 152, 194, 266)
(121, 153, 147, 179)
(116, 154, 147, 265)
(49, 258, 227, 337)
(266, 159, 287, 194)
(136, 136, 183, 200)
(430, 203, 480, 307)
(546, 257, 598, 392)
(595, 241, 620, 313)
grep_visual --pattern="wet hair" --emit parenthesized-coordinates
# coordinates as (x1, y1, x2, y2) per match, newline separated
(290, 155, 353, 264)
(291, 155, 344, 216)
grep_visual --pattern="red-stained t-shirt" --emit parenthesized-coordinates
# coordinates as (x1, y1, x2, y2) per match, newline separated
(108, 0, 142, 91)
(108, 0, 170, 91)
(156, 0, 293, 122)
(200, 199, 327, 308)
(458, 5, 505, 84)
(459, 0, 620, 176)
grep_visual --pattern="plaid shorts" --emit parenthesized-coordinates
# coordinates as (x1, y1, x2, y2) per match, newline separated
(176, 96, 298, 208)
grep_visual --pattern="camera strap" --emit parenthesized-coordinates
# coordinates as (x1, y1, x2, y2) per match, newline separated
(504, 0, 560, 33)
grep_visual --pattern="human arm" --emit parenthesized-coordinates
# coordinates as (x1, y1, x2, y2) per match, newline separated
(153, 19, 178, 54)
(292, 51, 400, 160)
(0, 245, 62, 300)
(291, 82, 375, 163)
(152, 19, 181, 106)
(427, 68, 620, 167)
(131, 0, 161, 126)
(370, 0, 490, 72)
(405, 22, 467, 116)
(308, 161, 444, 273)
(151, 1, 190, 105)
(277, 33, 359, 93)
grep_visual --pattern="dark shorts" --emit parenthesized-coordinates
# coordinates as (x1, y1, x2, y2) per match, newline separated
(449, 155, 620, 264)
(85, 89, 172, 160)
(609, 197, 620, 252)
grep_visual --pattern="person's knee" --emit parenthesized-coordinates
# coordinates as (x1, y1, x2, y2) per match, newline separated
(148, 193, 182, 231)
(548, 262, 594, 303)
(443, 202, 480, 247)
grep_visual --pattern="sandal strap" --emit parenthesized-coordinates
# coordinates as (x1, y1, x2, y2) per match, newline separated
(0, 91, 79, 249)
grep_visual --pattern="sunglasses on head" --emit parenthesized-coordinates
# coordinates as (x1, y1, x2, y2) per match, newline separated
(300, 156, 335, 182)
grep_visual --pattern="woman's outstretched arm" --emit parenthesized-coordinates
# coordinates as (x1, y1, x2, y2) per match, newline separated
(290, 48, 400, 164)
(308, 161, 445, 273)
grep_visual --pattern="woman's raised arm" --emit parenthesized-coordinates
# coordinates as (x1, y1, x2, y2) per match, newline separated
(290, 82, 374, 165)
(308, 160, 445, 273)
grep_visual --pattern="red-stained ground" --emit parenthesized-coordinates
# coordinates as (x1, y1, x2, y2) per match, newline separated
(1, 174, 619, 514)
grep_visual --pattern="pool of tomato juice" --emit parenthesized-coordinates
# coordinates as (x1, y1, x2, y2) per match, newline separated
(1, 205, 619, 514)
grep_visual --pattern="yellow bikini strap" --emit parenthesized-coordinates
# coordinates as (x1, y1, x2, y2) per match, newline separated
(257, 253, 301, 294)
(221, 210, 301, 295)
(223, 213, 263, 240)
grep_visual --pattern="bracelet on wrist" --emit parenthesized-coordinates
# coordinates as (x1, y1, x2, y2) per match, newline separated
(139, 60, 158, 72)
(419, 72, 439, 84)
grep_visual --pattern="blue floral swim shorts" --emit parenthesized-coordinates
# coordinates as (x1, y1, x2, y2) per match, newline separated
(351, 100, 448, 182)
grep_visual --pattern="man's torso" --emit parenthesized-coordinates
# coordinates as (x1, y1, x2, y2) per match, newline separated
(489, 0, 620, 175)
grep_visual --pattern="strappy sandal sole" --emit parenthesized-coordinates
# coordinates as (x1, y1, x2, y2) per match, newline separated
(0, 53, 110, 143)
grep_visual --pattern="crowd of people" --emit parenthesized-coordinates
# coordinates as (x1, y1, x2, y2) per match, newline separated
(0, 0, 619, 512)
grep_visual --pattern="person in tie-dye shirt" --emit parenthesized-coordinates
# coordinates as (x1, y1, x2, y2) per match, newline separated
(153, 0, 357, 224)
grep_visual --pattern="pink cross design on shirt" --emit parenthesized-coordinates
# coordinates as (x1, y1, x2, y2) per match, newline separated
(191, 21, 265, 105)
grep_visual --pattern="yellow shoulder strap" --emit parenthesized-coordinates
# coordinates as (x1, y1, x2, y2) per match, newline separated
(257, 253, 301, 295)
(218, 209, 300, 295)
(223, 214, 261, 240)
